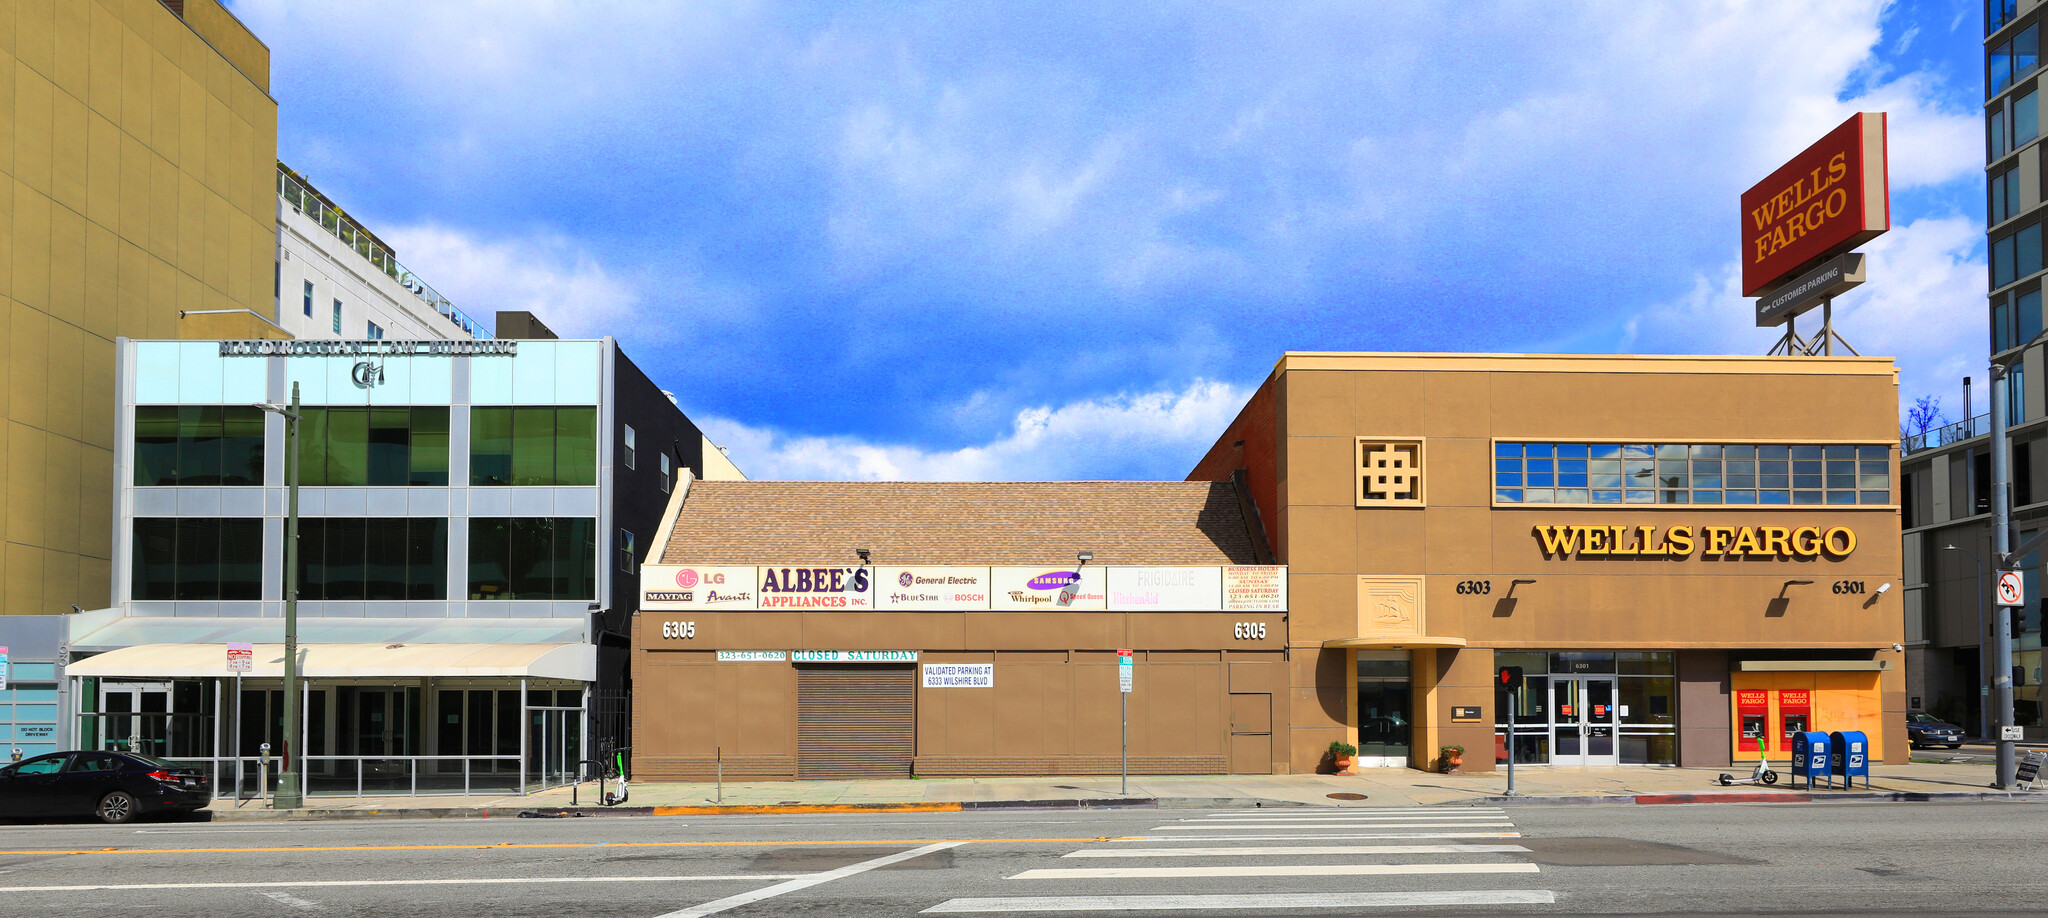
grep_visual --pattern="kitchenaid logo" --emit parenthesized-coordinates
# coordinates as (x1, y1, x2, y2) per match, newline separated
(1532, 524, 1857, 559)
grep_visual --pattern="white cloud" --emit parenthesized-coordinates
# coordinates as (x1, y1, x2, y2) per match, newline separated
(378, 225, 641, 338)
(699, 380, 1250, 480)
(1619, 214, 1984, 419)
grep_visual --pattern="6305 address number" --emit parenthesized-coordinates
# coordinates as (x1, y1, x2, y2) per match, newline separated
(661, 621, 697, 638)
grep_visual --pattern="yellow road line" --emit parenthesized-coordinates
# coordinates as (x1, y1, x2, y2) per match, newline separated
(0, 836, 1139, 857)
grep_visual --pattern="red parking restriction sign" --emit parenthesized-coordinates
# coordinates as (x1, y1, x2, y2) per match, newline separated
(1998, 571, 2024, 607)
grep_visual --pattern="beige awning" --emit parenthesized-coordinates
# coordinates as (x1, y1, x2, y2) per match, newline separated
(67, 643, 595, 682)
(1322, 636, 1467, 649)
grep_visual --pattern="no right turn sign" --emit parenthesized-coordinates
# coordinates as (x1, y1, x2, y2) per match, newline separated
(1998, 571, 2025, 607)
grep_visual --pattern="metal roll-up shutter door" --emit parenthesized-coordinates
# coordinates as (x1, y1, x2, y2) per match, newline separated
(797, 665, 915, 779)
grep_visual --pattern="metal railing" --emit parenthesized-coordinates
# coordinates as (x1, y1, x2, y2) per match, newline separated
(1903, 413, 1991, 456)
(275, 165, 493, 340)
(184, 755, 579, 799)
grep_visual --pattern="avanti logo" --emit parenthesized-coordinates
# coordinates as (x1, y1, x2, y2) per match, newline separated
(1028, 571, 1081, 591)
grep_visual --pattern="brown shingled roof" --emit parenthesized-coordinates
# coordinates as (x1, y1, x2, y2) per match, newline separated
(658, 481, 1258, 566)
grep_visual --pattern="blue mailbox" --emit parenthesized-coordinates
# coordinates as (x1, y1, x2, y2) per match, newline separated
(1830, 730, 1870, 789)
(1790, 731, 1832, 789)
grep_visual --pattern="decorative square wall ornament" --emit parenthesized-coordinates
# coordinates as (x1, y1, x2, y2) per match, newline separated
(1355, 439, 1425, 506)
(1356, 575, 1426, 641)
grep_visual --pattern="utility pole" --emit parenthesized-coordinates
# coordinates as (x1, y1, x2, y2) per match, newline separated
(258, 384, 304, 809)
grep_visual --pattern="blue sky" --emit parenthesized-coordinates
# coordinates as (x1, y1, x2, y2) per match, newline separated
(234, 1, 1987, 480)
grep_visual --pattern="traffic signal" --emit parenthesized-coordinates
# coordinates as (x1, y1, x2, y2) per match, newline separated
(1498, 666, 1524, 692)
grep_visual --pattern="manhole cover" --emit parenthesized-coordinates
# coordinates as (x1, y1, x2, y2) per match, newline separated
(1326, 792, 1369, 801)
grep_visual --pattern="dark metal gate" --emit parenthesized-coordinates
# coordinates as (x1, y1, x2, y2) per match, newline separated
(796, 665, 915, 779)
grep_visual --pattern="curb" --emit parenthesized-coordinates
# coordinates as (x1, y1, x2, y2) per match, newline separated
(1473, 789, 2048, 806)
(208, 806, 504, 821)
(202, 794, 1325, 821)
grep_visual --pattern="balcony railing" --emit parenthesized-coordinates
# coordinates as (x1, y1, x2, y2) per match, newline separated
(1902, 413, 1990, 456)
(276, 165, 492, 340)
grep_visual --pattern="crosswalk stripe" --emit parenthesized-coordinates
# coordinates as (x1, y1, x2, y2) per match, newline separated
(1173, 817, 1511, 824)
(921, 890, 1559, 913)
(1151, 822, 1514, 830)
(1192, 809, 1503, 816)
(1113, 832, 1521, 842)
(1008, 863, 1541, 880)
(1062, 844, 1530, 858)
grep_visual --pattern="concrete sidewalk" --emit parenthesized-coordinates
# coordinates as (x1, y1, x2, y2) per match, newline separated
(205, 759, 2043, 820)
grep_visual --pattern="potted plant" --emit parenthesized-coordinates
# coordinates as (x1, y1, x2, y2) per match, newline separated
(1439, 744, 1466, 773)
(1328, 741, 1358, 774)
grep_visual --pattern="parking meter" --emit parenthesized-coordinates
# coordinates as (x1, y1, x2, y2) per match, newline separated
(259, 742, 271, 767)
(8, 747, 19, 762)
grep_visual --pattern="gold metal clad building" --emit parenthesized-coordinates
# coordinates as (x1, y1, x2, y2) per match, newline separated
(1, 0, 277, 619)
(1189, 353, 1905, 771)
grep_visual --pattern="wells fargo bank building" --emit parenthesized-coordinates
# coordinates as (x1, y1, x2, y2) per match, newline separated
(1190, 352, 1906, 771)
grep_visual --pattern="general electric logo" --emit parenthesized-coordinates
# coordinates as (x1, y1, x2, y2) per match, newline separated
(899, 572, 914, 587)
(676, 569, 700, 588)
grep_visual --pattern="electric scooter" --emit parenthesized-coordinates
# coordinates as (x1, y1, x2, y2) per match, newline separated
(1717, 753, 1778, 786)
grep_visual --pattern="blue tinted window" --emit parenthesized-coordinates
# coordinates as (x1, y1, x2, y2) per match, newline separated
(1496, 443, 1523, 458)
(2020, 223, 2043, 281)
(1496, 489, 1522, 503)
(1525, 444, 1553, 459)
(1557, 444, 1588, 459)
(2018, 90, 2040, 144)
(1591, 444, 1622, 458)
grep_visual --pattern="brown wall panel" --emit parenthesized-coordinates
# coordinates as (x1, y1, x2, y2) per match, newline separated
(1677, 650, 1732, 767)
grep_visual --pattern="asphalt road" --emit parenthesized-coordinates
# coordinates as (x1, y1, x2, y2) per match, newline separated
(0, 801, 2043, 917)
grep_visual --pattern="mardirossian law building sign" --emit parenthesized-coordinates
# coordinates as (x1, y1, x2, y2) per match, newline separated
(641, 564, 1286, 612)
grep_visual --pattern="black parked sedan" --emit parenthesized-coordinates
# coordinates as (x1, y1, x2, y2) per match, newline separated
(0, 751, 210, 823)
(1906, 712, 1967, 749)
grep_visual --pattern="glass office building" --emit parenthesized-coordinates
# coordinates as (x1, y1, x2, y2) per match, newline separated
(62, 325, 732, 798)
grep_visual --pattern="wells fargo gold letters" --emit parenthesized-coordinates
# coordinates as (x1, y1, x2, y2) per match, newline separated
(1533, 524, 1854, 559)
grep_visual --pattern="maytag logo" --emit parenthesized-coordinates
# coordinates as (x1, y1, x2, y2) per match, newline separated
(1028, 571, 1080, 591)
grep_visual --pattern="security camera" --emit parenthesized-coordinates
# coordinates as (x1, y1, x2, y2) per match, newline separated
(1876, 582, 1891, 595)
(1892, 643, 1904, 652)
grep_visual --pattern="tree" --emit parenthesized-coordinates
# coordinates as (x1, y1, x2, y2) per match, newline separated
(1902, 394, 1949, 440)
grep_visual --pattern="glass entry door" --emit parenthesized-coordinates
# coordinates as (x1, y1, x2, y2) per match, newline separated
(99, 684, 170, 756)
(1550, 676, 1618, 766)
(1355, 652, 1411, 767)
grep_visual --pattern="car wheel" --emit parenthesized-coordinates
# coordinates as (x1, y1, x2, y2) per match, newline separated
(96, 791, 139, 825)
(1947, 744, 1963, 749)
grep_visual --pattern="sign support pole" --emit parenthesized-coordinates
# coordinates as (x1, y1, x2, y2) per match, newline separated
(1120, 691, 1128, 796)
(1505, 686, 1516, 797)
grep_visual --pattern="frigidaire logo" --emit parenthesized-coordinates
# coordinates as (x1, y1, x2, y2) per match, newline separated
(350, 361, 385, 389)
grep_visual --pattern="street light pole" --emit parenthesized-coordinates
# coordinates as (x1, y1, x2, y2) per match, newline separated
(257, 384, 303, 809)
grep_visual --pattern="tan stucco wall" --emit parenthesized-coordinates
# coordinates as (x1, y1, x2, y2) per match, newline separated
(1200, 354, 1907, 771)
(0, 0, 275, 617)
